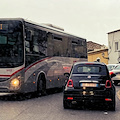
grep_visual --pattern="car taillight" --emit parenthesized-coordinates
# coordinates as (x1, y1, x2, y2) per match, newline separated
(67, 79, 73, 87)
(105, 80, 112, 88)
(105, 98, 112, 101)
(67, 97, 73, 100)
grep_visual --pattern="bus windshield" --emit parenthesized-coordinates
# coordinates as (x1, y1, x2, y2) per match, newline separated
(0, 20, 24, 68)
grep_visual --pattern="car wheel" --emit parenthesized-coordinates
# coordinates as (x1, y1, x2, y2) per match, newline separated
(106, 96, 116, 111)
(111, 101, 116, 111)
(63, 100, 70, 109)
(114, 81, 118, 86)
(110, 96, 116, 111)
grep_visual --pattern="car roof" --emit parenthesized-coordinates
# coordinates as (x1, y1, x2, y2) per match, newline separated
(107, 64, 119, 66)
(74, 62, 106, 66)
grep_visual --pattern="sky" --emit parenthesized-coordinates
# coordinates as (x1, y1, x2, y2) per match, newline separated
(1, 0, 120, 46)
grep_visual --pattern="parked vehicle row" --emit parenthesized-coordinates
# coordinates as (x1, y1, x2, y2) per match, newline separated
(63, 62, 116, 110)
(107, 64, 119, 71)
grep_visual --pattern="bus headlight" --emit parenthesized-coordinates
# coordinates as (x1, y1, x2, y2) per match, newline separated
(10, 78, 20, 90)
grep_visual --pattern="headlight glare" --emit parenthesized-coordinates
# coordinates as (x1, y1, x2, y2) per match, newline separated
(11, 78, 20, 87)
(10, 78, 20, 90)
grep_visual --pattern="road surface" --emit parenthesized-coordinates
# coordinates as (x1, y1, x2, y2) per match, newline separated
(0, 86, 120, 120)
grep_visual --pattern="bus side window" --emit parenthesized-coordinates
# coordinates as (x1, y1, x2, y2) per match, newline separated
(53, 34, 63, 56)
(25, 29, 32, 41)
(32, 35, 39, 54)
(32, 30, 47, 56)
(25, 41, 30, 53)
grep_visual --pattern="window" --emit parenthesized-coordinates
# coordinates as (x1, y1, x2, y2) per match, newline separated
(54, 36, 62, 41)
(0, 21, 24, 67)
(33, 35, 39, 53)
(53, 35, 62, 41)
(77, 66, 101, 73)
(25, 41, 30, 53)
(72, 41, 78, 45)
(115, 42, 118, 51)
(25, 27, 47, 55)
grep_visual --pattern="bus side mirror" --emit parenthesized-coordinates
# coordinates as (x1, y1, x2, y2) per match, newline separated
(64, 73, 70, 78)
(109, 71, 116, 78)
(64, 73, 70, 87)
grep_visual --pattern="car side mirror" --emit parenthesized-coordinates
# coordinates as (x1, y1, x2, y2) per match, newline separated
(111, 73, 116, 78)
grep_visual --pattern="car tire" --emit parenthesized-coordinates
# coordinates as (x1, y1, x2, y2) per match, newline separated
(106, 96, 116, 111)
(110, 96, 116, 111)
(108, 101, 115, 111)
(111, 102, 116, 111)
(63, 100, 70, 109)
(114, 81, 118, 86)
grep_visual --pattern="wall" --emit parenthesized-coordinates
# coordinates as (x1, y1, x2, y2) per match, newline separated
(108, 30, 120, 64)
(88, 49, 108, 64)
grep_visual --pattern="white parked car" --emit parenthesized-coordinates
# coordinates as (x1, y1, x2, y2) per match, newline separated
(109, 64, 120, 85)
(107, 64, 119, 71)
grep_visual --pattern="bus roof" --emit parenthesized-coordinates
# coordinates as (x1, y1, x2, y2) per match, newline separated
(0, 18, 86, 41)
(24, 19, 86, 40)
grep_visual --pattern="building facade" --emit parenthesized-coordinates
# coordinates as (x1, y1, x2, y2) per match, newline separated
(88, 48, 108, 64)
(108, 30, 120, 64)
(87, 41, 108, 64)
(87, 41, 103, 52)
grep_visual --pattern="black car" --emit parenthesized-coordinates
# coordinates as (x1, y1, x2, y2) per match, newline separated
(63, 62, 116, 110)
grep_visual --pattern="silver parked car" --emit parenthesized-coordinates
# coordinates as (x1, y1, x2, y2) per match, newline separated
(110, 64, 120, 85)
(107, 64, 118, 71)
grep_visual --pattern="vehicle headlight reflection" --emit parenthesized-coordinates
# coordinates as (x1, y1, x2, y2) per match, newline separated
(10, 77, 21, 90)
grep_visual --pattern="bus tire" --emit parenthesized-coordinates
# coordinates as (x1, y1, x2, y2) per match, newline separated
(37, 74, 46, 97)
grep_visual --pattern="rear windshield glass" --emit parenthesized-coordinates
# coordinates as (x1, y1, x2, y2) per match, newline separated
(72, 64, 107, 74)
(77, 66, 101, 73)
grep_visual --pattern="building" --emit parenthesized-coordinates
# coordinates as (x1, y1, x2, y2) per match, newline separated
(108, 30, 120, 64)
(87, 41, 108, 64)
(87, 41, 103, 52)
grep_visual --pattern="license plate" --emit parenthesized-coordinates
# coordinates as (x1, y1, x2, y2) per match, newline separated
(81, 83, 97, 87)
(82, 91, 94, 95)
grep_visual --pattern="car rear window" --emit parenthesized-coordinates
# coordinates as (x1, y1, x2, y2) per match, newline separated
(72, 64, 107, 74)
(77, 66, 101, 73)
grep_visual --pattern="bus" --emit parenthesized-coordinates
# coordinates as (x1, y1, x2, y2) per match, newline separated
(0, 18, 87, 96)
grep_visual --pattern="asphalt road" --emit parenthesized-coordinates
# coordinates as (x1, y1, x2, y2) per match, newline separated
(0, 86, 120, 120)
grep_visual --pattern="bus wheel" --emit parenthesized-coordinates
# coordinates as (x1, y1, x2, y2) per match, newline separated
(37, 75, 46, 97)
